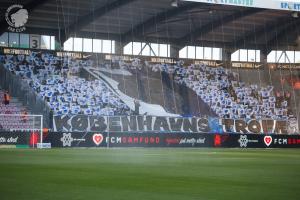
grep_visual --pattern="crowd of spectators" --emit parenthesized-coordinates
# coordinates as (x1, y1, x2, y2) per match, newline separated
(0, 52, 131, 116)
(0, 51, 295, 120)
(115, 59, 293, 120)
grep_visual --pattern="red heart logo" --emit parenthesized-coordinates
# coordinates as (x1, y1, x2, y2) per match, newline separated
(264, 136, 272, 147)
(93, 134, 103, 146)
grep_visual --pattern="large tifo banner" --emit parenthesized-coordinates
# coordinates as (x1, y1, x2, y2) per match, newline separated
(183, 0, 300, 11)
(43, 132, 300, 148)
(53, 115, 299, 135)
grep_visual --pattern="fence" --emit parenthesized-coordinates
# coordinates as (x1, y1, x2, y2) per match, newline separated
(0, 114, 43, 132)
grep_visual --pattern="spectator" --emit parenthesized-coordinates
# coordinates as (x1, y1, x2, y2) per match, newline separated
(134, 99, 140, 115)
(21, 109, 28, 123)
(3, 91, 10, 105)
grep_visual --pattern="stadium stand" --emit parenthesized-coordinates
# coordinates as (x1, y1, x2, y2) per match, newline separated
(0, 53, 131, 116)
(99, 58, 294, 120)
(158, 63, 291, 120)
(95, 58, 217, 117)
(0, 88, 34, 131)
(0, 51, 295, 121)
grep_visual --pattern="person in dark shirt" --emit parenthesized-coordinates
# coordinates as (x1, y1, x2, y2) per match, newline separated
(33, 65, 38, 75)
(15, 65, 20, 71)
(21, 109, 28, 123)
(3, 91, 10, 105)
(134, 99, 140, 115)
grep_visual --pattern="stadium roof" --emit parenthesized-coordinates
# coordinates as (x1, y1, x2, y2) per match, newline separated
(0, 0, 299, 51)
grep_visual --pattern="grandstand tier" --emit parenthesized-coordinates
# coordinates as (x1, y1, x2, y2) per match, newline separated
(0, 0, 299, 135)
(0, 50, 298, 135)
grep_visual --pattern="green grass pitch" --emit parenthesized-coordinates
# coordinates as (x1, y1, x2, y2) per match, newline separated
(0, 148, 299, 200)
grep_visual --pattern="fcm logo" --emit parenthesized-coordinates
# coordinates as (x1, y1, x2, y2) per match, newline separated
(264, 136, 289, 147)
(5, 4, 28, 32)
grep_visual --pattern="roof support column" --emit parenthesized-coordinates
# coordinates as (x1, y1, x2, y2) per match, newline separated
(222, 47, 235, 68)
(115, 41, 125, 55)
(260, 49, 274, 85)
(260, 50, 269, 67)
(170, 44, 182, 59)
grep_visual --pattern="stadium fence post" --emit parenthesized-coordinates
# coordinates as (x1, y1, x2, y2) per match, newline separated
(40, 115, 43, 148)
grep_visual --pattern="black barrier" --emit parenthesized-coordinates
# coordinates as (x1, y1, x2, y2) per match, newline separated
(44, 132, 213, 148)
(1, 131, 299, 148)
(43, 132, 300, 148)
(213, 134, 300, 148)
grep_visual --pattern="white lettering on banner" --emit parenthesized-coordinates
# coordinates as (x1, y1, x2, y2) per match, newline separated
(37, 143, 52, 149)
(0, 137, 6, 143)
(53, 115, 293, 134)
(179, 138, 206, 145)
(183, 0, 300, 11)
(105, 136, 160, 144)
(56, 52, 83, 59)
(3, 48, 30, 55)
(264, 137, 290, 146)
(106, 137, 122, 144)
(0, 137, 18, 143)
(7, 137, 18, 143)
(274, 138, 288, 145)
